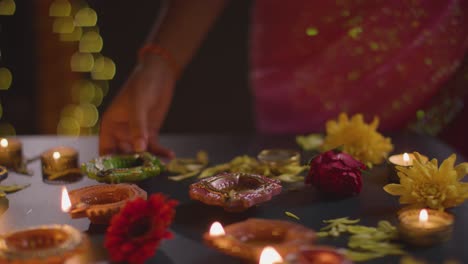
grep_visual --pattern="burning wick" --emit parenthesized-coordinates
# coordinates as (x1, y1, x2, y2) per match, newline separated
(209, 221, 225, 237)
(53, 151, 61, 160)
(403, 153, 410, 166)
(259, 246, 283, 264)
(419, 209, 428, 228)
(0, 139, 8, 148)
(61, 186, 72, 212)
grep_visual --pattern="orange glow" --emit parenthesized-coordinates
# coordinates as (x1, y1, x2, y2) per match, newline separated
(259, 246, 283, 264)
(209, 222, 225, 236)
(61, 186, 71, 212)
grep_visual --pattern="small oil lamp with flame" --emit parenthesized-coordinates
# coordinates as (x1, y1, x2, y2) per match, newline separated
(0, 138, 23, 170)
(41, 146, 81, 184)
(387, 152, 415, 183)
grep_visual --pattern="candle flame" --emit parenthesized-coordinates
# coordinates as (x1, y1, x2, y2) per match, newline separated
(419, 209, 428, 223)
(209, 221, 225, 236)
(53, 151, 61, 160)
(403, 153, 410, 163)
(61, 186, 72, 212)
(0, 139, 8, 148)
(259, 246, 283, 264)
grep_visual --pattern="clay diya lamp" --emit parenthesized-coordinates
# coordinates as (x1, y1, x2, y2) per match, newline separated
(285, 246, 352, 264)
(0, 224, 90, 264)
(0, 138, 23, 170)
(64, 184, 147, 224)
(203, 218, 316, 262)
(189, 172, 282, 212)
(41, 146, 81, 184)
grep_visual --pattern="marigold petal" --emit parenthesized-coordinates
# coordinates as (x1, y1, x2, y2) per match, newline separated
(455, 162, 468, 180)
(383, 184, 406, 195)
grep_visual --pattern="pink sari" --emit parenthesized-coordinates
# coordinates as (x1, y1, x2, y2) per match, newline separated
(250, 0, 468, 135)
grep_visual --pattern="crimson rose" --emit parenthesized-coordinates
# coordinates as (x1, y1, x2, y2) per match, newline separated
(305, 150, 366, 197)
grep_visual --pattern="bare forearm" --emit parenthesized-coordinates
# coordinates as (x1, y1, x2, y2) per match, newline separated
(144, 0, 229, 70)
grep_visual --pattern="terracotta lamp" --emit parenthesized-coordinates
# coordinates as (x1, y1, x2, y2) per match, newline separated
(189, 172, 282, 212)
(203, 218, 316, 262)
(285, 246, 352, 264)
(63, 184, 147, 224)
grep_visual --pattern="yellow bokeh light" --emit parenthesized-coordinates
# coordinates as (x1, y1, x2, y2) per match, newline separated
(74, 7, 97, 27)
(0, 123, 16, 137)
(70, 52, 94, 72)
(77, 103, 98, 127)
(0, 67, 12, 90)
(52, 16, 75, 34)
(79, 31, 103, 53)
(71, 80, 95, 103)
(91, 56, 116, 80)
(57, 116, 80, 136)
(91, 84, 103, 106)
(60, 104, 77, 118)
(60, 26, 82, 42)
(94, 80, 109, 96)
(0, 0, 15, 16)
(49, 0, 71, 17)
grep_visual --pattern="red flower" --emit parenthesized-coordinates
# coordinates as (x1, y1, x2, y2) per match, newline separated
(105, 193, 178, 264)
(305, 150, 366, 197)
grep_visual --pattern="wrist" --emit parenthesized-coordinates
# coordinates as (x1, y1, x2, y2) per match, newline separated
(138, 44, 181, 79)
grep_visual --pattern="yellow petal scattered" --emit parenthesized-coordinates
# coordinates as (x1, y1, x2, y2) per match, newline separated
(49, 0, 71, 17)
(70, 52, 94, 72)
(52, 17, 75, 34)
(79, 31, 103, 53)
(74, 7, 97, 27)
(0, 0, 15, 15)
(0, 68, 12, 90)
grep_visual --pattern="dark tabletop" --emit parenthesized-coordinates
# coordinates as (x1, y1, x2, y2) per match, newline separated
(0, 134, 466, 264)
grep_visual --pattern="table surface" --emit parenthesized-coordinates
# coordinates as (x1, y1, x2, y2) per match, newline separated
(0, 134, 467, 264)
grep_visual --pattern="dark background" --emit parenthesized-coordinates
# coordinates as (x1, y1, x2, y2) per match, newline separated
(0, 0, 253, 135)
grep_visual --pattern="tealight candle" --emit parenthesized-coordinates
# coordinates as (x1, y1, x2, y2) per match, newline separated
(387, 152, 415, 183)
(41, 146, 81, 184)
(0, 138, 23, 169)
(257, 149, 301, 169)
(398, 208, 454, 247)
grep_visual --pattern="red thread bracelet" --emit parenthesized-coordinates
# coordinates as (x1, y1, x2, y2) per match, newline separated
(138, 44, 181, 79)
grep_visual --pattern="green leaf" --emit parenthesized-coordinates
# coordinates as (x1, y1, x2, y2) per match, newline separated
(0, 184, 30, 193)
(285, 211, 300, 220)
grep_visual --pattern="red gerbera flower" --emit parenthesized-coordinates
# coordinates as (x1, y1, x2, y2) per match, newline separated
(104, 193, 178, 264)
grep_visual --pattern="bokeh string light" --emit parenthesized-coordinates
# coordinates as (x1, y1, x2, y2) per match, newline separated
(49, 0, 115, 136)
(0, 0, 16, 136)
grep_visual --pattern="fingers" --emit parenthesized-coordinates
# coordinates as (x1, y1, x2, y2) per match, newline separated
(149, 137, 175, 158)
(129, 96, 149, 153)
(99, 119, 117, 155)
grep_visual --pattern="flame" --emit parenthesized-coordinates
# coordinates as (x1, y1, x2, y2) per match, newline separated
(53, 151, 61, 160)
(61, 186, 72, 212)
(209, 222, 225, 236)
(419, 209, 428, 223)
(0, 139, 8, 148)
(259, 246, 283, 264)
(403, 153, 410, 163)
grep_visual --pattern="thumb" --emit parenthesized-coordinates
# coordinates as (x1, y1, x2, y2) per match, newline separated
(129, 104, 148, 153)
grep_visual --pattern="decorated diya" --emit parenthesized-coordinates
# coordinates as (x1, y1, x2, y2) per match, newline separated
(189, 172, 282, 212)
(203, 218, 316, 261)
(82, 152, 164, 183)
(64, 184, 147, 224)
(285, 246, 352, 264)
(0, 224, 90, 264)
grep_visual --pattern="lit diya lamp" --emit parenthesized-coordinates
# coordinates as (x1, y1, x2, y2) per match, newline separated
(387, 152, 415, 183)
(0, 224, 90, 263)
(398, 208, 454, 247)
(0, 138, 23, 170)
(285, 247, 351, 264)
(203, 218, 316, 262)
(62, 184, 147, 224)
(189, 172, 282, 212)
(41, 146, 81, 184)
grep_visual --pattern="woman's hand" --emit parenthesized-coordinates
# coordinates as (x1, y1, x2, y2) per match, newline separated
(99, 56, 176, 158)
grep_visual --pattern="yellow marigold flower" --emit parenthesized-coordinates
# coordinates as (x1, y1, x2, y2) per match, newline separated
(383, 152, 468, 210)
(321, 113, 394, 166)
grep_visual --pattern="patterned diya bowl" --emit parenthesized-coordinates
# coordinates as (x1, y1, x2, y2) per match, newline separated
(0, 224, 90, 264)
(285, 246, 352, 264)
(203, 218, 316, 262)
(68, 183, 147, 224)
(189, 172, 282, 212)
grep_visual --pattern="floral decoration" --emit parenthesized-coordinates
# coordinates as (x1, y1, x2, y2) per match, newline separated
(321, 113, 394, 167)
(104, 193, 178, 264)
(383, 152, 468, 210)
(305, 149, 366, 197)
